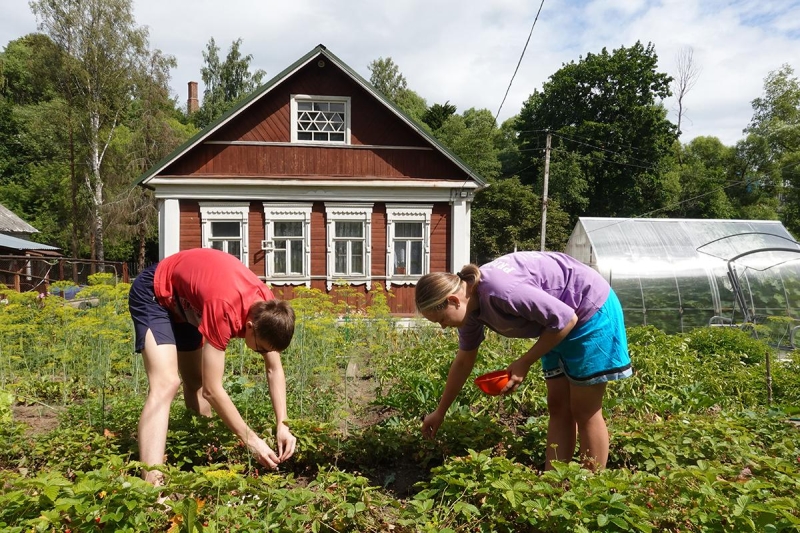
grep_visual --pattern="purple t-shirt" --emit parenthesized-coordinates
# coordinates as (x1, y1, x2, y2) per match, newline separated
(458, 252, 610, 351)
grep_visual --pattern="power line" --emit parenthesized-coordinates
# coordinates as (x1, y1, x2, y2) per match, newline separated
(584, 158, 800, 235)
(494, 0, 546, 125)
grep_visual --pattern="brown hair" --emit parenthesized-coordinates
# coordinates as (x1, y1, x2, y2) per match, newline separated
(415, 264, 482, 313)
(248, 300, 296, 352)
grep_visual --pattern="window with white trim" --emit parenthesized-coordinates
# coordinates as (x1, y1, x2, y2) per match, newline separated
(262, 203, 312, 287)
(386, 204, 433, 285)
(199, 203, 250, 265)
(325, 203, 372, 290)
(291, 95, 350, 144)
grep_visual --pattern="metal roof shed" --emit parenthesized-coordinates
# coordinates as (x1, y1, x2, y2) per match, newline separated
(565, 217, 800, 337)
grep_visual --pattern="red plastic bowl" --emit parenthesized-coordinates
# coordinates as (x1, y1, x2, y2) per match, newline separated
(474, 370, 510, 396)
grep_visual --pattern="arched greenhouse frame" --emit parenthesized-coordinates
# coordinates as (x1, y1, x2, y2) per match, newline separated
(565, 218, 800, 349)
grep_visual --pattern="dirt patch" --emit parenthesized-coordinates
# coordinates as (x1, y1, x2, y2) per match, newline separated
(362, 459, 429, 498)
(12, 404, 62, 436)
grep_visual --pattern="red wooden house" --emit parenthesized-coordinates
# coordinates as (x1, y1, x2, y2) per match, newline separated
(135, 44, 486, 314)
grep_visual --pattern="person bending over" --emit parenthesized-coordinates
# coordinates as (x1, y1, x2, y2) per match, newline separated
(415, 251, 632, 471)
(128, 247, 297, 484)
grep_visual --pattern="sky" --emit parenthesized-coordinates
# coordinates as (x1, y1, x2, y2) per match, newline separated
(2, 0, 800, 146)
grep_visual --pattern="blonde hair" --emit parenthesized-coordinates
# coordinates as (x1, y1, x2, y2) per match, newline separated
(248, 300, 296, 352)
(415, 264, 481, 313)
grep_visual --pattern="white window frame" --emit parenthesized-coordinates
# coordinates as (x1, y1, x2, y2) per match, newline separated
(262, 203, 313, 287)
(386, 204, 433, 286)
(199, 202, 250, 265)
(290, 94, 351, 144)
(325, 203, 373, 290)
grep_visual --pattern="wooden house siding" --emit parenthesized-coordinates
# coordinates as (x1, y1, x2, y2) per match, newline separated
(430, 204, 451, 273)
(160, 59, 467, 181)
(175, 198, 450, 315)
(308, 204, 326, 277)
(180, 201, 201, 250)
(248, 202, 265, 277)
(161, 144, 465, 181)
(371, 204, 387, 278)
(213, 60, 429, 148)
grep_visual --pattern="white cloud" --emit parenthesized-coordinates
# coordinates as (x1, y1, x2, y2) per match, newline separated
(2, 0, 800, 146)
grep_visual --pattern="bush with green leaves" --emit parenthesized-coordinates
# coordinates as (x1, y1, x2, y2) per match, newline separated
(1, 288, 800, 531)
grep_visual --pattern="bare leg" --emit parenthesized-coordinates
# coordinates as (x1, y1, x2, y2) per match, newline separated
(139, 330, 181, 485)
(544, 376, 576, 470)
(177, 347, 211, 416)
(570, 382, 608, 471)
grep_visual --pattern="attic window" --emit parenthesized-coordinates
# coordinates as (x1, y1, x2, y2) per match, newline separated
(291, 95, 350, 144)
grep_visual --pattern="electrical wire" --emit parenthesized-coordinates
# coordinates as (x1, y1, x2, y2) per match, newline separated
(494, 0, 546, 124)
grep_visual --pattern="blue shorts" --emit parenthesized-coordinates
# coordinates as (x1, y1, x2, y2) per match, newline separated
(541, 289, 632, 386)
(128, 264, 203, 353)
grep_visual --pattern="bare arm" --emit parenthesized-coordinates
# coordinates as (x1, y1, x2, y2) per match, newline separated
(503, 313, 578, 392)
(200, 342, 281, 468)
(422, 347, 478, 439)
(263, 350, 296, 461)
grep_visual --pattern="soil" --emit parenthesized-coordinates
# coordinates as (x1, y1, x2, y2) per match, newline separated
(8, 352, 430, 498)
(11, 403, 62, 435)
(339, 357, 432, 497)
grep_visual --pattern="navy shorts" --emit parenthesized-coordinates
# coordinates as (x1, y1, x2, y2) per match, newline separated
(128, 264, 203, 352)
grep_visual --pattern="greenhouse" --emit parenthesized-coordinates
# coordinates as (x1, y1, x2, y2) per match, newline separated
(564, 218, 800, 347)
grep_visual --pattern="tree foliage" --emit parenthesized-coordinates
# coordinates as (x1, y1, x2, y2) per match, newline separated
(423, 101, 457, 131)
(30, 0, 155, 262)
(367, 56, 427, 124)
(471, 177, 570, 264)
(0, 1, 188, 263)
(0, 34, 78, 250)
(669, 136, 736, 219)
(515, 41, 679, 221)
(434, 108, 501, 181)
(194, 37, 265, 128)
(741, 65, 800, 236)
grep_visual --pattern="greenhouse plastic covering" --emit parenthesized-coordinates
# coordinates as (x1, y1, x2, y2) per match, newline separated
(565, 218, 800, 342)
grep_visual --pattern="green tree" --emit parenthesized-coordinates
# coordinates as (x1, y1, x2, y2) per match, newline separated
(423, 101, 456, 131)
(30, 0, 169, 264)
(740, 64, 800, 233)
(435, 108, 501, 180)
(471, 177, 570, 263)
(103, 49, 194, 266)
(0, 33, 61, 105)
(669, 137, 735, 219)
(0, 34, 79, 250)
(195, 37, 265, 128)
(367, 56, 428, 124)
(515, 41, 679, 221)
(368, 57, 407, 100)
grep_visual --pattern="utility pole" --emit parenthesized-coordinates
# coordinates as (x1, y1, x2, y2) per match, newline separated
(540, 131, 551, 251)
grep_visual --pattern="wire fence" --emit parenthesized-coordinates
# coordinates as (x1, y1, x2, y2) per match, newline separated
(0, 255, 131, 294)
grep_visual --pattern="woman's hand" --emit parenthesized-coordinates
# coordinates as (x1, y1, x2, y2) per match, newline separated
(421, 410, 445, 440)
(275, 422, 297, 462)
(247, 435, 281, 469)
(502, 358, 532, 394)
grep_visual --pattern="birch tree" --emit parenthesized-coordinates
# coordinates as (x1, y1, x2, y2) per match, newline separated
(30, 0, 151, 263)
(673, 46, 701, 138)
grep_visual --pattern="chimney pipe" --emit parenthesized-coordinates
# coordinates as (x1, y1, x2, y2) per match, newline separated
(187, 81, 199, 114)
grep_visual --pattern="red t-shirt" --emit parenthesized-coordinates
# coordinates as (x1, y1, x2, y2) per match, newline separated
(153, 248, 274, 351)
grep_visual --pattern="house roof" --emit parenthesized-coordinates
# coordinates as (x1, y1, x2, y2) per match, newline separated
(0, 203, 38, 234)
(0, 232, 60, 252)
(135, 44, 487, 189)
